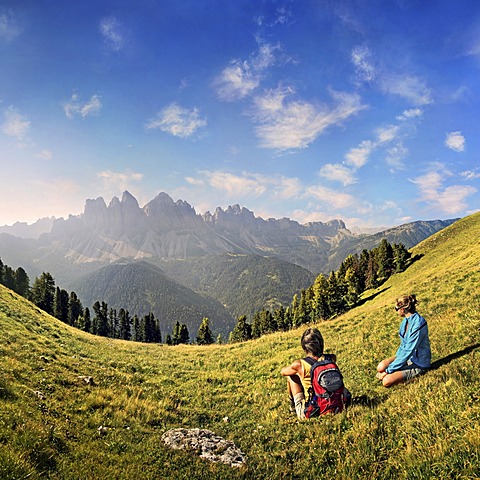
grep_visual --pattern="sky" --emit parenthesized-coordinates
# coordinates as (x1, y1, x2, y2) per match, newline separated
(1, 0, 480, 229)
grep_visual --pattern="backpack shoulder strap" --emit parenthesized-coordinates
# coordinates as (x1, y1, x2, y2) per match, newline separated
(304, 356, 316, 366)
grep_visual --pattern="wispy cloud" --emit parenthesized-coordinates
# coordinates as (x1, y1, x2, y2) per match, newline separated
(445, 131, 465, 152)
(385, 143, 408, 169)
(0, 9, 21, 42)
(411, 167, 476, 215)
(351, 45, 375, 84)
(460, 169, 480, 180)
(97, 169, 144, 193)
(305, 185, 356, 209)
(64, 93, 102, 119)
(191, 170, 303, 200)
(380, 74, 432, 106)
(251, 87, 365, 150)
(145, 103, 207, 138)
(396, 108, 423, 121)
(100, 16, 125, 52)
(319, 163, 357, 186)
(345, 140, 374, 168)
(36, 150, 53, 160)
(214, 42, 280, 101)
(1, 106, 30, 140)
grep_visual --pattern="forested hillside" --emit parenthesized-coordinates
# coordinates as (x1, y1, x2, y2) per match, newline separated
(158, 253, 316, 319)
(69, 260, 235, 337)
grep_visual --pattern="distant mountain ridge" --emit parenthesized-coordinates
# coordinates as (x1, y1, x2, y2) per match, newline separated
(0, 191, 457, 286)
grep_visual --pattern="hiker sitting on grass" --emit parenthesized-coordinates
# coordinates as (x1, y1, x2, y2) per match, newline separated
(376, 294, 431, 388)
(281, 327, 350, 420)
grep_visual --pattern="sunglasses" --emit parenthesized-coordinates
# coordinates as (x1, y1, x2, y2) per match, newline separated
(395, 305, 405, 311)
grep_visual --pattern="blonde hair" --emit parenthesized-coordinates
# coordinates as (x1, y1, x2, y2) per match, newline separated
(395, 294, 417, 313)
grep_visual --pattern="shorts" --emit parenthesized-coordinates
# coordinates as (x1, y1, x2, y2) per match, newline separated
(399, 362, 428, 381)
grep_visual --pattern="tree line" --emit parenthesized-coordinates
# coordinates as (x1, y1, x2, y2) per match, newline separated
(0, 258, 215, 345)
(229, 240, 411, 342)
(1, 238, 410, 346)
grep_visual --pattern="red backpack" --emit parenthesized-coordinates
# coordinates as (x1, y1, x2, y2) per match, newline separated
(304, 356, 348, 418)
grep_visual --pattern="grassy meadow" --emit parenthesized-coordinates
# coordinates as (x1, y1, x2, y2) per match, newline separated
(1, 213, 479, 479)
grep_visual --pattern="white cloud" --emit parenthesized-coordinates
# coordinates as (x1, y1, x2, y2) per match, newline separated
(345, 140, 374, 168)
(252, 87, 365, 150)
(195, 170, 302, 200)
(100, 16, 125, 52)
(0, 9, 21, 42)
(460, 170, 480, 180)
(36, 150, 53, 160)
(214, 42, 279, 101)
(64, 93, 102, 119)
(215, 60, 261, 101)
(380, 74, 432, 106)
(305, 185, 356, 209)
(1, 106, 30, 140)
(351, 45, 375, 84)
(396, 108, 423, 121)
(445, 131, 465, 152)
(385, 143, 408, 169)
(319, 163, 357, 186)
(376, 125, 399, 143)
(97, 169, 144, 193)
(411, 169, 476, 215)
(145, 103, 206, 138)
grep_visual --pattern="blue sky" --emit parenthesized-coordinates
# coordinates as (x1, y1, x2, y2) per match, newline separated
(1, 0, 479, 229)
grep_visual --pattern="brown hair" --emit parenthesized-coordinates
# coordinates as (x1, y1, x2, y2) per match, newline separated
(395, 294, 418, 313)
(301, 327, 324, 357)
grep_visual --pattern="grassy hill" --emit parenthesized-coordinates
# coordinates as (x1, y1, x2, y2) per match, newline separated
(1, 213, 479, 479)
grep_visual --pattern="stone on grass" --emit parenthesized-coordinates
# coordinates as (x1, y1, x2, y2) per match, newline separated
(162, 428, 247, 468)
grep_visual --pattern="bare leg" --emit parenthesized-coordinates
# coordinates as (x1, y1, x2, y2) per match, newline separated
(376, 356, 406, 388)
(286, 375, 306, 419)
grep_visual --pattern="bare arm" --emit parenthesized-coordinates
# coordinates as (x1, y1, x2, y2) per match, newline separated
(281, 359, 302, 377)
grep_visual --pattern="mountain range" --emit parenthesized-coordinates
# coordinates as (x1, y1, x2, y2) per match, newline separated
(0, 191, 457, 335)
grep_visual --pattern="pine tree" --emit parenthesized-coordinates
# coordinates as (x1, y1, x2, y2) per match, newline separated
(230, 315, 252, 343)
(196, 317, 214, 345)
(119, 308, 131, 340)
(165, 334, 172, 345)
(392, 243, 411, 273)
(251, 311, 262, 338)
(172, 321, 181, 345)
(3, 266, 15, 291)
(133, 315, 141, 341)
(13, 267, 30, 298)
(178, 324, 189, 344)
(31, 272, 56, 315)
(92, 301, 110, 337)
(54, 287, 70, 323)
(82, 307, 91, 333)
(0, 258, 4, 285)
(376, 239, 394, 280)
(68, 292, 83, 327)
(311, 273, 330, 320)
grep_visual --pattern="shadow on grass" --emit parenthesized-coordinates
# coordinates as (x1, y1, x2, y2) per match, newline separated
(429, 343, 480, 371)
(349, 395, 383, 409)
(357, 287, 391, 307)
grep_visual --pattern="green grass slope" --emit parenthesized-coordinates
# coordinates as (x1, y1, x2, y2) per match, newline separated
(1, 213, 479, 479)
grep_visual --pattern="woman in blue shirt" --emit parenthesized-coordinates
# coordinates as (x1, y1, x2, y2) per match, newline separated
(376, 294, 431, 388)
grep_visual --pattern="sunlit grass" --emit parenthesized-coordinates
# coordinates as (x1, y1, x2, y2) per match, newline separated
(0, 212, 479, 479)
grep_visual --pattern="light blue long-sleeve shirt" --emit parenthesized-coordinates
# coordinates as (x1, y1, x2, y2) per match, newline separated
(386, 312, 431, 373)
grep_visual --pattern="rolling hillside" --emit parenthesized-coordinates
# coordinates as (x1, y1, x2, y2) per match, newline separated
(0, 212, 479, 479)
(157, 253, 316, 319)
(69, 260, 235, 337)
